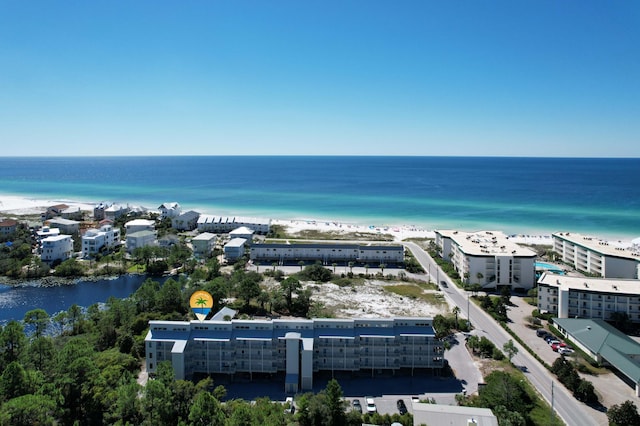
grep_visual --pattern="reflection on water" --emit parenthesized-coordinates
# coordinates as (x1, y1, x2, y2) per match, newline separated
(0, 275, 167, 324)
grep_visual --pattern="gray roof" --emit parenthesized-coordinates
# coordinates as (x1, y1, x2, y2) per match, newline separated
(553, 318, 640, 383)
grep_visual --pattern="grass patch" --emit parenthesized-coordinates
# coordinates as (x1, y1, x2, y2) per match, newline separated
(383, 285, 447, 305)
(417, 281, 438, 291)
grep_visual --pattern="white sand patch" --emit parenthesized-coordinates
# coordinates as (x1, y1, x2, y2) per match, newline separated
(305, 280, 448, 319)
(0, 194, 94, 216)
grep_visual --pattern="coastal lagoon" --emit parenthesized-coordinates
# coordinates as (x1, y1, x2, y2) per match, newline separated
(0, 275, 167, 325)
(1, 156, 638, 239)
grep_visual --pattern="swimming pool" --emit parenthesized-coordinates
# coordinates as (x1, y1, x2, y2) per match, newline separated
(535, 262, 564, 274)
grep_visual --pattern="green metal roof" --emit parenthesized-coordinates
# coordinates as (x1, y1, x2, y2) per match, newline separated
(553, 318, 640, 383)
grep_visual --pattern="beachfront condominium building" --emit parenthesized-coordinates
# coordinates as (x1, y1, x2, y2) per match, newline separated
(145, 317, 443, 393)
(104, 204, 130, 221)
(552, 232, 640, 279)
(81, 224, 121, 258)
(249, 243, 404, 265)
(197, 215, 271, 235)
(41, 235, 74, 264)
(229, 226, 255, 243)
(435, 230, 537, 290)
(538, 272, 640, 323)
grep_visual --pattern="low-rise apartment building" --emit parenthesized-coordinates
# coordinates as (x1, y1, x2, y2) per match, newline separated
(41, 235, 73, 264)
(249, 243, 404, 265)
(145, 317, 443, 393)
(191, 232, 217, 258)
(435, 230, 536, 290)
(538, 272, 640, 323)
(224, 238, 246, 261)
(0, 219, 18, 236)
(197, 215, 271, 234)
(124, 219, 156, 234)
(552, 232, 640, 279)
(81, 224, 121, 258)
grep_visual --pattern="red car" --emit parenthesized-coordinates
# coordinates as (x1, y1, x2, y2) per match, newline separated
(551, 342, 567, 352)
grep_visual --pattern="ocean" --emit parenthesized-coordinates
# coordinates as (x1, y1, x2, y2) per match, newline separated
(0, 156, 638, 239)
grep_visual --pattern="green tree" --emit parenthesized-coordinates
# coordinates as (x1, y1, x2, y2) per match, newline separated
(0, 361, 28, 401)
(188, 391, 226, 426)
(479, 371, 531, 417)
(452, 306, 461, 329)
(608, 400, 640, 426)
(281, 276, 302, 313)
(0, 394, 58, 426)
(23, 308, 49, 339)
(236, 272, 262, 308)
(158, 279, 186, 315)
(0, 320, 27, 364)
(574, 379, 598, 403)
(503, 339, 518, 362)
(141, 379, 174, 425)
(326, 379, 346, 426)
(67, 303, 83, 335)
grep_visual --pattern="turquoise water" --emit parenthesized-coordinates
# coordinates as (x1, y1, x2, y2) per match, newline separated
(0, 156, 639, 239)
(535, 262, 564, 275)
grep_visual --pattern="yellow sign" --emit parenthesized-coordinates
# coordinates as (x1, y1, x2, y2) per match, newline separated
(189, 290, 213, 321)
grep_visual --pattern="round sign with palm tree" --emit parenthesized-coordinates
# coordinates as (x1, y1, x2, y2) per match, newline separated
(190, 290, 214, 321)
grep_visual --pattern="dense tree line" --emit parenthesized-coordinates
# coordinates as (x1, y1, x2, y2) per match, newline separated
(551, 356, 598, 404)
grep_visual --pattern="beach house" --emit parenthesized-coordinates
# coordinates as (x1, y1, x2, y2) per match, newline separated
(81, 224, 121, 258)
(47, 218, 81, 235)
(172, 210, 200, 231)
(0, 219, 18, 237)
(229, 226, 255, 243)
(552, 232, 640, 279)
(124, 219, 156, 234)
(126, 230, 157, 253)
(435, 230, 537, 290)
(158, 202, 182, 219)
(145, 316, 443, 392)
(41, 235, 74, 264)
(104, 204, 130, 221)
(224, 238, 246, 261)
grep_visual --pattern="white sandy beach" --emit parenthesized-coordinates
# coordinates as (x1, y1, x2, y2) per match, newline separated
(1, 193, 635, 247)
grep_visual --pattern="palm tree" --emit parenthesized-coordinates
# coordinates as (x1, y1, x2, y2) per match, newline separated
(379, 263, 386, 274)
(332, 262, 337, 273)
(452, 306, 461, 329)
(364, 264, 370, 275)
(348, 261, 354, 273)
(195, 296, 208, 309)
(298, 260, 305, 271)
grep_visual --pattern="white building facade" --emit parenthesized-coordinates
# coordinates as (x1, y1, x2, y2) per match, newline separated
(125, 219, 156, 234)
(249, 243, 404, 265)
(191, 232, 217, 258)
(158, 202, 182, 219)
(145, 317, 443, 392)
(172, 210, 200, 231)
(197, 215, 271, 235)
(224, 238, 246, 261)
(538, 272, 640, 323)
(126, 230, 157, 253)
(81, 225, 121, 258)
(435, 230, 537, 290)
(41, 235, 74, 264)
(553, 232, 640, 279)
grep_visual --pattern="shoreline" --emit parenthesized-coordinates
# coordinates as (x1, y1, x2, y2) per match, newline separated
(1, 193, 637, 247)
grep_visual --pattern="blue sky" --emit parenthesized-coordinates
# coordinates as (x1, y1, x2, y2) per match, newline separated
(1, 1, 638, 157)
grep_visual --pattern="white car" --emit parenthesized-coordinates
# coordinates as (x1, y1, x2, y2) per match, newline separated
(558, 347, 574, 355)
(366, 397, 377, 413)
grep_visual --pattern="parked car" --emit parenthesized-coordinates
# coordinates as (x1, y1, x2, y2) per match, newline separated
(559, 347, 574, 355)
(397, 399, 408, 415)
(544, 335, 554, 342)
(551, 342, 567, 351)
(351, 399, 362, 413)
(536, 329, 550, 337)
(366, 397, 377, 414)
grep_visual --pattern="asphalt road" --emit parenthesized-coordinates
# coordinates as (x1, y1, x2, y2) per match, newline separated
(403, 242, 605, 426)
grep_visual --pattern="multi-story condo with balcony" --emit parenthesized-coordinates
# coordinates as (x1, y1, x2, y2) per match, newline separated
(145, 317, 443, 393)
(435, 230, 536, 290)
(538, 272, 640, 323)
(81, 224, 121, 258)
(552, 232, 640, 279)
(249, 243, 404, 265)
